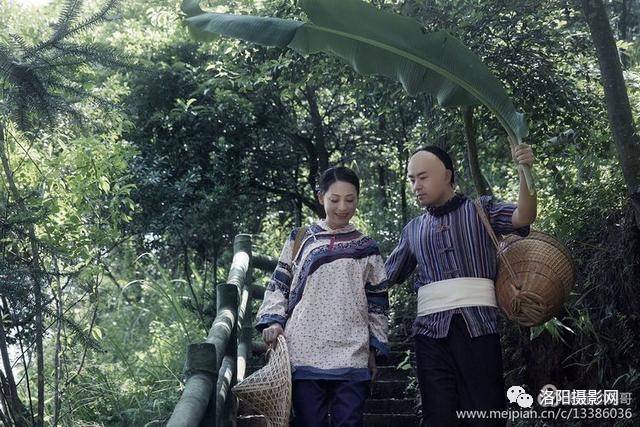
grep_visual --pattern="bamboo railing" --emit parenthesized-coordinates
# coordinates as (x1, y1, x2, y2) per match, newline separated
(167, 234, 277, 427)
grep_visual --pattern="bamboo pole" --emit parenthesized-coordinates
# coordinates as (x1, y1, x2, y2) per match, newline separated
(237, 239, 254, 383)
(251, 254, 277, 273)
(168, 234, 251, 427)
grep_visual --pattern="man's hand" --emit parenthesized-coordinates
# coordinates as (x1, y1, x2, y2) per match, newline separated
(512, 143, 534, 168)
(511, 143, 537, 228)
(262, 323, 284, 348)
(368, 351, 378, 382)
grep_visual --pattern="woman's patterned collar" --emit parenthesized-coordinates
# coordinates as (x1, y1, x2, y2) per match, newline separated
(425, 193, 467, 217)
(316, 219, 356, 234)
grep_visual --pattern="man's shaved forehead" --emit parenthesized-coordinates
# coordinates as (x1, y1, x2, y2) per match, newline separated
(408, 151, 447, 177)
(409, 146, 455, 184)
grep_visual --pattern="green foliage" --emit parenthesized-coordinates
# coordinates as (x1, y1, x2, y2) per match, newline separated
(182, 0, 530, 145)
(1, 0, 639, 424)
(55, 252, 205, 426)
(0, 0, 128, 131)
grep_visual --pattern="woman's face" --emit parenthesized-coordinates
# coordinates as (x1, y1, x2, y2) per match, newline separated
(318, 180, 358, 229)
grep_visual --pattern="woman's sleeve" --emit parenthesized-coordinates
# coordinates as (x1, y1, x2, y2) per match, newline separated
(255, 228, 299, 332)
(366, 250, 390, 357)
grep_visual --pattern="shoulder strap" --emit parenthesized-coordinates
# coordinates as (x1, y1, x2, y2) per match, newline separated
(291, 226, 308, 262)
(473, 198, 501, 251)
(473, 198, 519, 287)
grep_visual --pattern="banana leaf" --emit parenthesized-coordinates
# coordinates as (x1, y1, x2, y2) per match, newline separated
(181, 0, 534, 193)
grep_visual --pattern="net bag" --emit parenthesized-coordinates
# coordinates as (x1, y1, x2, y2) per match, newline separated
(232, 335, 292, 426)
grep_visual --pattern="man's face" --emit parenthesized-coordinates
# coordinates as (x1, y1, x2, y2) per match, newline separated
(407, 151, 452, 207)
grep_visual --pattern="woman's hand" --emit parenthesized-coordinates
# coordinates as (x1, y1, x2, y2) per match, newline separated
(262, 323, 284, 348)
(368, 351, 378, 381)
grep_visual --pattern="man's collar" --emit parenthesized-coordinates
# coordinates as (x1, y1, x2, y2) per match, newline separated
(425, 193, 467, 217)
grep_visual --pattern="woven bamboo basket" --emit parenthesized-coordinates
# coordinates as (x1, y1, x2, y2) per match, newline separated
(474, 199, 576, 327)
(232, 335, 291, 427)
(495, 230, 576, 327)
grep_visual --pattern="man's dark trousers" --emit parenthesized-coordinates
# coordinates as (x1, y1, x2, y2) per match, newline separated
(414, 314, 507, 426)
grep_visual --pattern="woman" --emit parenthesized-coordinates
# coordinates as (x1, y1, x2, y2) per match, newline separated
(255, 166, 389, 427)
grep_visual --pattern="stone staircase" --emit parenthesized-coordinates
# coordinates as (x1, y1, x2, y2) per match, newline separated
(237, 339, 420, 426)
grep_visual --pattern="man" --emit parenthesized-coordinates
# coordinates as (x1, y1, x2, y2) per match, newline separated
(385, 144, 536, 426)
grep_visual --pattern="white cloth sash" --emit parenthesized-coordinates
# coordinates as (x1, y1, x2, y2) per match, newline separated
(416, 277, 497, 317)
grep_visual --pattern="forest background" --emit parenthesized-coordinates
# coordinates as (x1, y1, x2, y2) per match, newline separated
(1, 0, 639, 425)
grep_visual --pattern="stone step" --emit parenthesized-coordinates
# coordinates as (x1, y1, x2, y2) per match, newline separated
(238, 413, 421, 427)
(364, 413, 420, 426)
(370, 380, 409, 399)
(364, 398, 416, 414)
(239, 398, 417, 418)
(388, 340, 413, 352)
(381, 350, 414, 367)
(374, 366, 413, 381)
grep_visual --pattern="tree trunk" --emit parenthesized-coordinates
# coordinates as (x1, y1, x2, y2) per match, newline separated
(0, 315, 18, 421)
(303, 85, 330, 218)
(183, 243, 204, 325)
(376, 115, 389, 209)
(618, 0, 632, 68)
(0, 392, 11, 427)
(377, 163, 388, 208)
(0, 125, 45, 426)
(2, 297, 34, 425)
(212, 245, 218, 288)
(289, 132, 323, 216)
(582, 0, 640, 230)
(52, 272, 63, 426)
(304, 85, 330, 174)
(294, 198, 303, 227)
(619, 0, 630, 41)
(463, 107, 493, 197)
(0, 305, 29, 427)
(397, 139, 408, 226)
